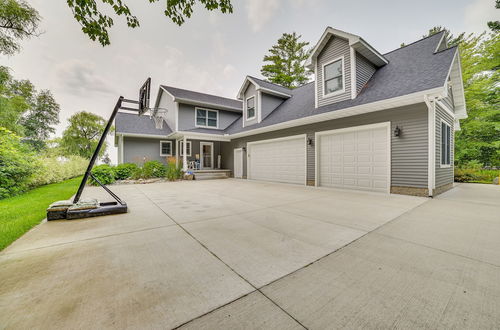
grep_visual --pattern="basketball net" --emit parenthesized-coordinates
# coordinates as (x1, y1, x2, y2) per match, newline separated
(151, 108, 167, 129)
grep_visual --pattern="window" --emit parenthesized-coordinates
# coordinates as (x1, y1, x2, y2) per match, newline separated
(179, 141, 192, 156)
(196, 108, 218, 128)
(246, 96, 255, 120)
(323, 58, 344, 96)
(160, 141, 172, 156)
(441, 121, 451, 167)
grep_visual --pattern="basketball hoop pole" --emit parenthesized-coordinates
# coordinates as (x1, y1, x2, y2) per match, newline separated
(73, 96, 124, 204)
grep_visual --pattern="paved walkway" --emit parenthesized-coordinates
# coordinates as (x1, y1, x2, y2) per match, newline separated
(0, 181, 498, 329)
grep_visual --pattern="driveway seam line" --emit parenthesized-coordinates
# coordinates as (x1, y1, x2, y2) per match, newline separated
(374, 232, 500, 268)
(0, 222, 178, 256)
(135, 185, 309, 330)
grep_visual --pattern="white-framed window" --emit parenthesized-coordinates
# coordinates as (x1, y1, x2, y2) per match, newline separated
(195, 108, 218, 128)
(160, 140, 172, 156)
(246, 96, 255, 120)
(440, 120, 451, 167)
(323, 57, 344, 97)
(179, 141, 192, 156)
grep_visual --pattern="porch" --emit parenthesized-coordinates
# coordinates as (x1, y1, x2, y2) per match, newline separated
(191, 169, 232, 180)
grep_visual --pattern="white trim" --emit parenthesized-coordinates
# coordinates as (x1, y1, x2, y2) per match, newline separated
(175, 98, 241, 112)
(246, 134, 307, 185)
(434, 32, 447, 53)
(118, 134, 124, 164)
(174, 101, 179, 132)
(194, 107, 219, 129)
(233, 148, 244, 178)
(200, 141, 214, 169)
(245, 96, 256, 120)
(256, 86, 291, 98)
(314, 62, 319, 108)
(174, 131, 231, 142)
(314, 122, 391, 193)
(230, 87, 444, 139)
(160, 140, 172, 157)
(350, 47, 357, 99)
(179, 140, 192, 157)
(322, 56, 346, 98)
(257, 90, 262, 123)
(237, 76, 292, 100)
(117, 132, 168, 139)
(439, 119, 452, 168)
(424, 96, 436, 196)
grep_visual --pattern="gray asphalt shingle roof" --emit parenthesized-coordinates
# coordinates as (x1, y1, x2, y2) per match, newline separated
(117, 31, 455, 137)
(161, 85, 242, 111)
(225, 31, 456, 134)
(115, 112, 172, 135)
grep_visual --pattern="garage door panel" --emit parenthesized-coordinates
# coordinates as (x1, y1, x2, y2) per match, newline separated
(248, 136, 306, 185)
(318, 125, 389, 193)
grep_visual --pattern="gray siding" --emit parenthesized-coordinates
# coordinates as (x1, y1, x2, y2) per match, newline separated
(243, 83, 258, 127)
(435, 103, 454, 188)
(123, 137, 176, 165)
(261, 93, 284, 121)
(177, 103, 240, 131)
(221, 103, 429, 188)
(316, 36, 351, 107)
(356, 52, 376, 94)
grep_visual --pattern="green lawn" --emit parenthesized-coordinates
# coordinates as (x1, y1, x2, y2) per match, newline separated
(0, 176, 82, 251)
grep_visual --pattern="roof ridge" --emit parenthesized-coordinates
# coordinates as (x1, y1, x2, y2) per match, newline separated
(247, 76, 293, 90)
(383, 30, 446, 56)
(161, 85, 241, 102)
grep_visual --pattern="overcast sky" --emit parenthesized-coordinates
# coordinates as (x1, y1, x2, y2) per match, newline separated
(1, 0, 496, 163)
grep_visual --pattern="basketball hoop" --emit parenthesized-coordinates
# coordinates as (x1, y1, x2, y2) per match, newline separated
(151, 108, 167, 129)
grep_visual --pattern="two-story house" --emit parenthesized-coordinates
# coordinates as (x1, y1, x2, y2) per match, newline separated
(115, 27, 466, 196)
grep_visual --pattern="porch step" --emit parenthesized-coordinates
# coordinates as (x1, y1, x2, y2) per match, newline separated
(193, 170, 231, 180)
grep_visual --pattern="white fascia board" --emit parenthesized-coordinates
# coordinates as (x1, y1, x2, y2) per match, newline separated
(434, 32, 447, 53)
(355, 38, 388, 65)
(174, 98, 242, 113)
(175, 131, 231, 142)
(229, 87, 444, 139)
(257, 87, 291, 98)
(117, 132, 169, 139)
(237, 76, 253, 100)
(435, 99, 455, 118)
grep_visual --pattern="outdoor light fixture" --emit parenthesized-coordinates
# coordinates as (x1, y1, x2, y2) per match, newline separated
(394, 126, 401, 137)
(307, 138, 313, 146)
(242, 147, 246, 152)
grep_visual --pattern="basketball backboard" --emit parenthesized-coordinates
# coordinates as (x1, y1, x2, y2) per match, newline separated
(138, 77, 151, 115)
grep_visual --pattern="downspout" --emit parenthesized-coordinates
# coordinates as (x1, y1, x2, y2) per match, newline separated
(424, 95, 436, 197)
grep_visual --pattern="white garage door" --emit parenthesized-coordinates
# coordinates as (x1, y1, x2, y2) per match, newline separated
(248, 135, 306, 185)
(317, 123, 390, 193)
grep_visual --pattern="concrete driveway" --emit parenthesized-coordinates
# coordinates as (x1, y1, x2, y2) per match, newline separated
(0, 180, 499, 329)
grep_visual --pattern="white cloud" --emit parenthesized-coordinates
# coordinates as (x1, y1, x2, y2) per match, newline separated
(223, 64, 237, 79)
(246, 0, 281, 32)
(464, 0, 499, 34)
(54, 59, 115, 96)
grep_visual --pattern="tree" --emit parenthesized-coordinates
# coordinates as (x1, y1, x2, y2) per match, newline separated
(66, 0, 233, 46)
(60, 111, 109, 159)
(0, 66, 29, 135)
(0, 0, 41, 55)
(21, 90, 60, 151)
(487, 0, 499, 32)
(261, 32, 311, 89)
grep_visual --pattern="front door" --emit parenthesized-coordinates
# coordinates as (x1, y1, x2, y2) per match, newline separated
(200, 142, 213, 169)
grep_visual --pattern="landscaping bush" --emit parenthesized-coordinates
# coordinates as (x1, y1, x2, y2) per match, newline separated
(29, 155, 88, 187)
(113, 163, 138, 180)
(0, 128, 40, 199)
(165, 159, 183, 181)
(454, 161, 500, 183)
(142, 160, 167, 179)
(89, 164, 115, 185)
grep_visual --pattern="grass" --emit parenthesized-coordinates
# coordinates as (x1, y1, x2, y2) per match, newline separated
(0, 176, 82, 251)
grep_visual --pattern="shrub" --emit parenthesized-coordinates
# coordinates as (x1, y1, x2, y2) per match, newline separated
(165, 159, 183, 181)
(0, 128, 40, 199)
(142, 160, 166, 179)
(90, 164, 115, 185)
(113, 163, 138, 180)
(29, 155, 88, 187)
(454, 164, 500, 183)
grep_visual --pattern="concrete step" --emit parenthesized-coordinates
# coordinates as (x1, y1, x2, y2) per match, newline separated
(194, 171, 231, 180)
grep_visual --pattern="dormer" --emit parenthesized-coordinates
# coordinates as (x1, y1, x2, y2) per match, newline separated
(306, 27, 388, 108)
(237, 76, 291, 127)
